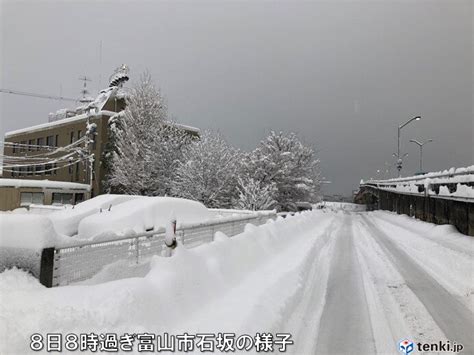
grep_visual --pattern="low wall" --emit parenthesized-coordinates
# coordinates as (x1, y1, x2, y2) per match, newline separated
(370, 189, 474, 236)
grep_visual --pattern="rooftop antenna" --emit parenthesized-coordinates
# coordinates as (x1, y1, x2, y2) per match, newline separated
(98, 40, 102, 90)
(78, 75, 93, 104)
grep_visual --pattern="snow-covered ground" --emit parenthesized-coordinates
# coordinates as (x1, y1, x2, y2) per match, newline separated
(1, 206, 473, 354)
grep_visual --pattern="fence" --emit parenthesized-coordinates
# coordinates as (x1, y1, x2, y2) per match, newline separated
(40, 212, 275, 287)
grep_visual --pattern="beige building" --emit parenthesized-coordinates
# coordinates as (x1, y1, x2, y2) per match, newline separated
(0, 178, 90, 211)
(3, 88, 126, 196)
(2, 67, 199, 198)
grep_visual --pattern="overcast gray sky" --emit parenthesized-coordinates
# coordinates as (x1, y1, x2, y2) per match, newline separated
(1, 0, 472, 195)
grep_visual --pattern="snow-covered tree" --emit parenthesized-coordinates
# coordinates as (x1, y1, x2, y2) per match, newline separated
(241, 131, 320, 211)
(172, 131, 240, 208)
(106, 72, 191, 195)
(236, 176, 277, 211)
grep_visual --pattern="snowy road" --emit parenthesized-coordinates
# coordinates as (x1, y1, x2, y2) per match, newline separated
(289, 209, 474, 354)
(1, 207, 473, 354)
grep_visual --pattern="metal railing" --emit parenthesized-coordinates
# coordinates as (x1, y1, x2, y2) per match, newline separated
(49, 212, 275, 287)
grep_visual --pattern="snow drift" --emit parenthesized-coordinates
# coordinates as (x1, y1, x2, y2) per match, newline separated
(77, 197, 212, 239)
(49, 194, 141, 236)
(0, 210, 333, 354)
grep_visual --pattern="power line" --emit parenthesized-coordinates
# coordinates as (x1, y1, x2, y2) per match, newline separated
(0, 88, 77, 102)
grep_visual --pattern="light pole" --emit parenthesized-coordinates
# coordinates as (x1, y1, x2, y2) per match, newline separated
(409, 138, 432, 173)
(396, 116, 421, 176)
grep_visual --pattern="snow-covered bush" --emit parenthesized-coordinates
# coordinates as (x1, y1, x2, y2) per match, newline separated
(172, 131, 240, 208)
(236, 176, 277, 210)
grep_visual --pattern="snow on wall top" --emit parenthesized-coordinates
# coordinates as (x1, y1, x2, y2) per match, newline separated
(362, 165, 474, 199)
(0, 178, 90, 190)
(366, 165, 474, 184)
(0, 214, 70, 249)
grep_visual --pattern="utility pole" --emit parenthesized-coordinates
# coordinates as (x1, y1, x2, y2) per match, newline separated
(85, 120, 97, 196)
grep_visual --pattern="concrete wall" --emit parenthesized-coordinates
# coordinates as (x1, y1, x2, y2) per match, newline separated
(363, 188, 473, 236)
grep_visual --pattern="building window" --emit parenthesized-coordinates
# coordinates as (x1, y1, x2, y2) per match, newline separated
(74, 193, 85, 204)
(75, 162, 80, 179)
(20, 141, 27, 153)
(45, 164, 52, 175)
(12, 143, 18, 154)
(28, 139, 35, 151)
(53, 163, 57, 175)
(27, 166, 33, 176)
(36, 137, 44, 151)
(52, 193, 73, 205)
(20, 192, 44, 206)
(70, 132, 74, 144)
(69, 163, 73, 175)
(55, 135, 59, 147)
(35, 165, 43, 175)
(77, 130, 82, 140)
(46, 135, 54, 147)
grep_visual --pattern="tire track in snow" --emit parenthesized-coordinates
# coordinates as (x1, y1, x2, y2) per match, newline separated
(284, 217, 339, 355)
(353, 215, 446, 352)
(315, 213, 376, 355)
(361, 215, 474, 354)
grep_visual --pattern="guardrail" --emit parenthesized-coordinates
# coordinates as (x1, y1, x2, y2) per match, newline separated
(361, 166, 474, 203)
(363, 166, 474, 185)
(357, 167, 474, 235)
(40, 211, 275, 287)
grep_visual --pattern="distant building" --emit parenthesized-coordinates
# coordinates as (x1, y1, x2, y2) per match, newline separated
(2, 66, 199, 197)
(0, 178, 90, 211)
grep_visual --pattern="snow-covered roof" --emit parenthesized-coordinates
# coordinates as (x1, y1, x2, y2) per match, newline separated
(0, 178, 90, 191)
(4, 111, 115, 138)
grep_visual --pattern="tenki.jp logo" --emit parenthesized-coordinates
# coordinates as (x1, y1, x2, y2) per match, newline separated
(399, 339, 415, 355)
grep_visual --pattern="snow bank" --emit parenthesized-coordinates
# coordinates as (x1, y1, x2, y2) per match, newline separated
(0, 210, 333, 354)
(0, 214, 62, 249)
(369, 211, 474, 310)
(0, 214, 71, 278)
(77, 197, 212, 239)
(49, 194, 141, 236)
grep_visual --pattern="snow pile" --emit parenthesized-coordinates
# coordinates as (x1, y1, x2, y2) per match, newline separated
(0, 214, 62, 249)
(77, 197, 212, 239)
(49, 194, 140, 236)
(0, 215, 71, 279)
(370, 211, 474, 311)
(436, 183, 474, 198)
(317, 202, 366, 212)
(0, 210, 333, 354)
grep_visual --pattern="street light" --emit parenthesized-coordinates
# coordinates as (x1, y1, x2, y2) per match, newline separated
(409, 138, 432, 173)
(395, 115, 421, 176)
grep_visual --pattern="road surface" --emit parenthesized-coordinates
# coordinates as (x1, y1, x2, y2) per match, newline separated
(285, 207, 473, 354)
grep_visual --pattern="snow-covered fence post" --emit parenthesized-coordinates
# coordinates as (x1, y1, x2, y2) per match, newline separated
(164, 213, 177, 257)
(39, 247, 55, 288)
